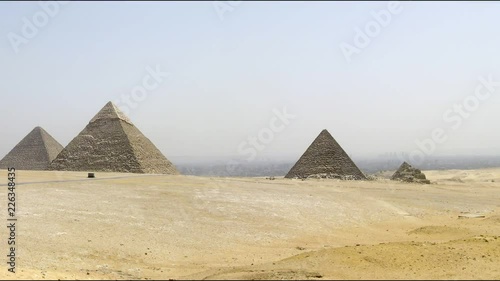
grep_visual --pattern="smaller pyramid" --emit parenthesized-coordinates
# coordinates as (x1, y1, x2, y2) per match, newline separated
(285, 129, 366, 180)
(0, 127, 64, 170)
(391, 162, 430, 184)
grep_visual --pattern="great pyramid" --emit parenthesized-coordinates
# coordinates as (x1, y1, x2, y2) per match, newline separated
(49, 101, 179, 174)
(285, 129, 366, 180)
(391, 162, 430, 184)
(0, 127, 64, 170)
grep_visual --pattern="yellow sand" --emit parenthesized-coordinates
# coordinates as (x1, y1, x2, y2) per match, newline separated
(0, 168, 498, 279)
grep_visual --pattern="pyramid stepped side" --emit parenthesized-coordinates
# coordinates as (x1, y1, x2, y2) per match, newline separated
(0, 127, 63, 170)
(120, 122, 179, 174)
(39, 128, 65, 162)
(391, 162, 412, 180)
(285, 130, 366, 179)
(50, 119, 144, 173)
(391, 162, 430, 184)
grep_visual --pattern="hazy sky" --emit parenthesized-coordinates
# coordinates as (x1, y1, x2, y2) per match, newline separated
(1, 1, 500, 164)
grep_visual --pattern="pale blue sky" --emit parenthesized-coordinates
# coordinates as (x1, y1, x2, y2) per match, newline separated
(1, 1, 500, 163)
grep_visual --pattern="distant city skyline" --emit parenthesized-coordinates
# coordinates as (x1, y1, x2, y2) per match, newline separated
(1, 1, 500, 165)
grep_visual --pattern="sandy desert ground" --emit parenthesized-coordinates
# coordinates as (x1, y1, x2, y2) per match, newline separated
(0, 168, 499, 280)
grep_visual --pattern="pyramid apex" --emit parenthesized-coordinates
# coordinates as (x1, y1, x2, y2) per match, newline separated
(318, 129, 333, 138)
(32, 126, 45, 134)
(89, 102, 133, 124)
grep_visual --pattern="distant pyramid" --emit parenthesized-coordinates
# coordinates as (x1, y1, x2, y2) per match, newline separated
(50, 102, 179, 174)
(391, 162, 430, 184)
(0, 127, 64, 170)
(285, 129, 366, 180)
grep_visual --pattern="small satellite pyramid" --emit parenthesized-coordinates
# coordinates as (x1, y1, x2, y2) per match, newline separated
(285, 129, 366, 180)
(0, 126, 64, 170)
(391, 162, 430, 184)
(50, 102, 179, 174)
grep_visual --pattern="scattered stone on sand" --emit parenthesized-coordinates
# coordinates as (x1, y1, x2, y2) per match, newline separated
(391, 162, 431, 184)
(305, 173, 362, 180)
(458, 214, 486, 219)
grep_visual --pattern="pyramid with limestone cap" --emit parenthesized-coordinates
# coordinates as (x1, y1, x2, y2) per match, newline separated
(50, 102, 179, 174)
(285, 129, 366, 180)
(0, 126, 64, 170)
(89, 101, 133, 124)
